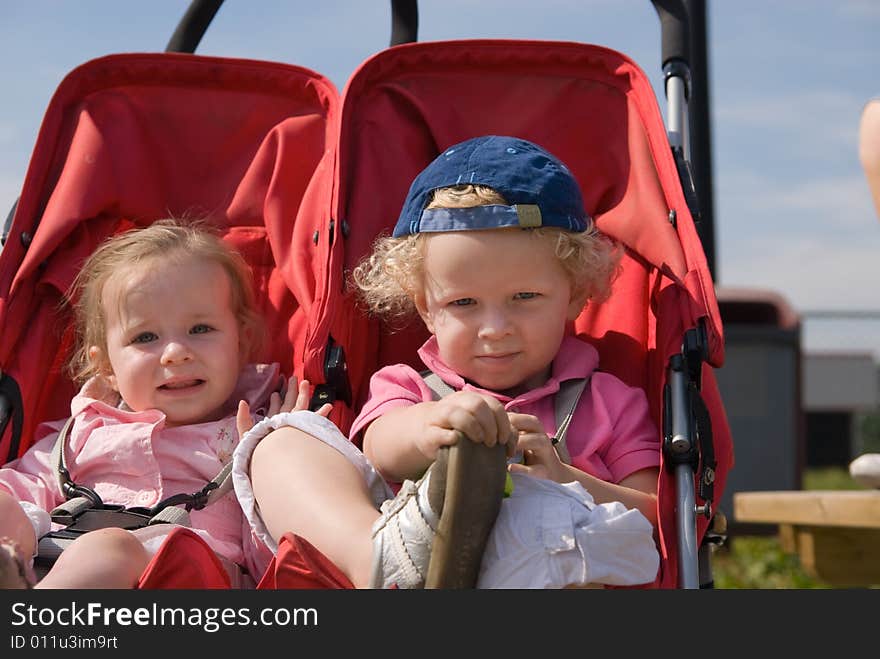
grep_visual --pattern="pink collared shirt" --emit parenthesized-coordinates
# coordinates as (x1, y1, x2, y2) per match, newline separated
(350, 336, 659, 484)
(0, 363, 281, 580)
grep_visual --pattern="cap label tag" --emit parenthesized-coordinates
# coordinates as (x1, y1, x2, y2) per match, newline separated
(514, 204, 542, 228)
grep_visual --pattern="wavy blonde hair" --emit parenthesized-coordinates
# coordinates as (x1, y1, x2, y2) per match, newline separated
(66, 219, 264, 383)
(352, 185, 621, 323)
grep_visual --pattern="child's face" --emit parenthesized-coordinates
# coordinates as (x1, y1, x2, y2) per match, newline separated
(415, 229, 584, 396)
(93, 257, 243, 426)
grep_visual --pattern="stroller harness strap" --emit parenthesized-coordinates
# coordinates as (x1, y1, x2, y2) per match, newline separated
(420, 371, 588, 465)
(35, 413, 238, 572)
(49, 415, 234, 524)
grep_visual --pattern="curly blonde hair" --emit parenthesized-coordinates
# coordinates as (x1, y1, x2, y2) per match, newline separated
(352, 185, 621, 323)
(66, 219, 264, 383)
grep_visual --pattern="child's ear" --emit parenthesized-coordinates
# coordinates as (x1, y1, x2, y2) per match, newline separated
(88, 346, 117, 390)
(414, 294, 436, 334)
(566, 286, 591, 321)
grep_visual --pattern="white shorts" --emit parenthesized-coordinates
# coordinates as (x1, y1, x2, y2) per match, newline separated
(478, 473, 659, 588)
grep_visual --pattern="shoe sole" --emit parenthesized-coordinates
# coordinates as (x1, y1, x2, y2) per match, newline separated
(424, 437, 507, 589)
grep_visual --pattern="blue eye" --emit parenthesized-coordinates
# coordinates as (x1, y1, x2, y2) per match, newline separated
(131, 332, 157, 344)
(451, 298, 475, 307)
(514, 292, 538, 300)
(190, 324, 213, 335)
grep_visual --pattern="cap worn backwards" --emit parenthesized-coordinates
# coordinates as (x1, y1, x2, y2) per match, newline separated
(393, 135, 591, 238)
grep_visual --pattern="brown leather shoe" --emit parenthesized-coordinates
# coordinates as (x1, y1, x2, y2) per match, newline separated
(425, 436, 508, 589)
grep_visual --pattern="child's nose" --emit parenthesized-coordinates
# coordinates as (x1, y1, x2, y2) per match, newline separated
(160, 340, 193, 364)
(477, 308, 512, 339)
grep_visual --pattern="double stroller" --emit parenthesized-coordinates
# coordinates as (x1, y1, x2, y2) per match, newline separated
(0, 0, 733, 589)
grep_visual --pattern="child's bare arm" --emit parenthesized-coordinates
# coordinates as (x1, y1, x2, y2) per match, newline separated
(508, 412, 658, 526)
(562, 467, 658, 527)
(363, 391, 515, 483)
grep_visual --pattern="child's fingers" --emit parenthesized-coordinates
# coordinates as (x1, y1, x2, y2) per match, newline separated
(515, 431, 557, 461)
(506, 412, 542, 457)
(277, 375, 299, 412)
(272, 376, 310, 414)
(488, 400, 514, 446)
(314, 403, 333, 417)
(468, 394, 513, 446)
(266, 391, 282, 417)
(507, 412, 543, 434)
(292, 378, 311, 412)
(416, 427, 463, 460)
(443, 406, 494, 446)
(236, 400, 254, 438)
(440, 392, 512, 446)
(273, 376, 327, 415)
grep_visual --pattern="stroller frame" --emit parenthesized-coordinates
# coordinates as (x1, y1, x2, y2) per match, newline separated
(0, 0, 731, 589)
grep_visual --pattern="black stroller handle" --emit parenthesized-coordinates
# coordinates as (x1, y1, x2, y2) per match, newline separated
(166, 1, 418, 53)
(390, 0, 418, 45)
(166, 0, 225, 53)
(166, 2, 687, 65)
(651, 0, 690, 68)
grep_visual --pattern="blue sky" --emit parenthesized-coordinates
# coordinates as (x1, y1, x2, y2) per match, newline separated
(1, 0, 879, 358)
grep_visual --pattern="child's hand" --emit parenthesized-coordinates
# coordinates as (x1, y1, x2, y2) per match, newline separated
(269, 375, 333, 418)
(236, 376, 332, 438)
(418, 391, 516, 459)
(507, 412, 566, 482)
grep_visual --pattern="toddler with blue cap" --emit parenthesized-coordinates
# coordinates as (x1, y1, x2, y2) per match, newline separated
(351, 135, 661, 588)
(231, 135, 661, 589)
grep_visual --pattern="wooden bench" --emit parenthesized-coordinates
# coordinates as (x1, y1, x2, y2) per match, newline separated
(733, 490, 880, 587)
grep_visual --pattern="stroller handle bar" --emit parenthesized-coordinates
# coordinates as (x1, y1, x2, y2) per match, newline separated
(390, 0, 418, 46)
(165, 0, 420, 53)
(165, 0, 224, 54)
(650, 0, 690, 68)
(166, 1, 691, 63)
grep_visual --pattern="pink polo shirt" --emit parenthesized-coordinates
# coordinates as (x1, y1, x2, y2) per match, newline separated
(350, 336, 659, 484)
(0, 363, 281, 580)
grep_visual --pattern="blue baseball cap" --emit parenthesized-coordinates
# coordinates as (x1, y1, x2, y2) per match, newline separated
(393, 135, 591, 237)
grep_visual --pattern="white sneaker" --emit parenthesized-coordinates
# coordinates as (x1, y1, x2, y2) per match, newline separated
(369, 439, 508, 589)
(368, 459, 444, 589)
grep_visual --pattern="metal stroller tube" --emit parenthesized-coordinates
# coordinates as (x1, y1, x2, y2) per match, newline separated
(665, 74, 690, 158)
(675, 466, 699, 588)
(666, 360, 700, 589)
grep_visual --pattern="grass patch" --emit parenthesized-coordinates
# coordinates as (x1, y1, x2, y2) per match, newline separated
(802, 466, 862, 491)
(711, 537, 828, 589)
